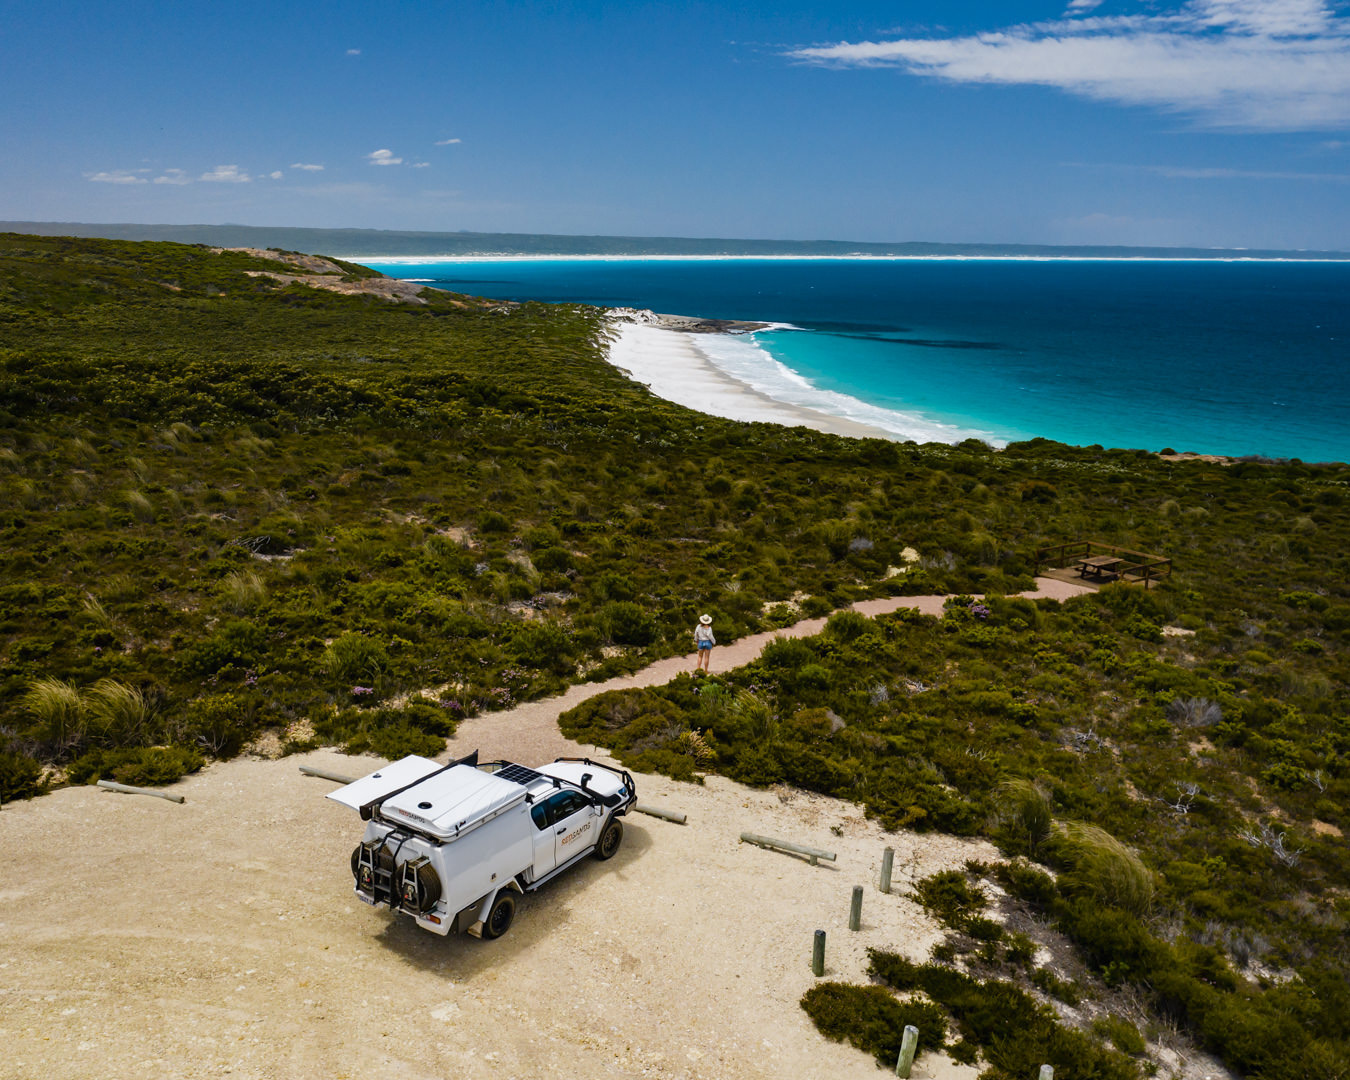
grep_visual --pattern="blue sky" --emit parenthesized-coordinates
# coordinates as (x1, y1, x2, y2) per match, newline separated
(2, 0, 1348, 249)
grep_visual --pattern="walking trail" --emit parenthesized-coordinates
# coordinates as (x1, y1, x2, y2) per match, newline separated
(448, 577, 1094, 763)
(1, 578, 1114, 1080)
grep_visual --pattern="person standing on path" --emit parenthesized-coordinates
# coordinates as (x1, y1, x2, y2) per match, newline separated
(693, 614, 716, 674)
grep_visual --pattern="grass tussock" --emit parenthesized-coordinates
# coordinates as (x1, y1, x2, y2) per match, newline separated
(22, 677, 86, 752)
(221, 569, 267, 612)
(1053, 822, 1155, 917)
(993, 777, 1053, 853)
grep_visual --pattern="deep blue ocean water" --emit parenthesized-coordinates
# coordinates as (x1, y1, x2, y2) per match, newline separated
(362, 258, 1350, 462)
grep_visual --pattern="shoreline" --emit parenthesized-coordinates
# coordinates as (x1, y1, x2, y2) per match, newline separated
(356, 253, 1350, 264)
(605, 316, 995, 445)
(606, 320, 902, 440)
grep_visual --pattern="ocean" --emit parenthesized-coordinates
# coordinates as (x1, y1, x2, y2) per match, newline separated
(360, 257, 1350, 463)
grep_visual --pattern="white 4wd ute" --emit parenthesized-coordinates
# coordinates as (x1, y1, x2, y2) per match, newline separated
(328, 751, 636, 939)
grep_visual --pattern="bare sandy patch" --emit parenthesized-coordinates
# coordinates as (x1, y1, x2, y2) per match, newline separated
(0, 748, 990, 1080)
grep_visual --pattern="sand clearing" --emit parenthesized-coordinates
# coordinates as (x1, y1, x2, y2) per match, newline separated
(0, 583, 1092, 1080)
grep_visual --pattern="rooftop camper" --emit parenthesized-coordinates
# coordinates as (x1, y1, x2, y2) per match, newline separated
(327, 751, 636, 939)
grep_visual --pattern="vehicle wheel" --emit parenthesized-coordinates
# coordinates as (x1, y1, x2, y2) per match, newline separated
(482, 891, 516, 940)
(595, 817, 623, 860)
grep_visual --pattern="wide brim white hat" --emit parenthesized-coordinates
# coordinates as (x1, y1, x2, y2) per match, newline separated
(699, 614, 712, 624)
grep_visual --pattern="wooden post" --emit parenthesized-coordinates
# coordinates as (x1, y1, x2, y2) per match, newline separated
(633, 803, 687, 825)
(812, 930, 825, 977)
(740, 832, 836, 865)
(298, 765, 358, 784)
(96, 780, 185, 804)
(880, 846, 894, 893)
(895, 1024, 919, 1078)
(849, 885, 864, 931)
(1039, 1066, 1054, 1080)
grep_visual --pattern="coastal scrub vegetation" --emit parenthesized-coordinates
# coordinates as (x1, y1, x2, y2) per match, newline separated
(3, 234, 1349, 1075)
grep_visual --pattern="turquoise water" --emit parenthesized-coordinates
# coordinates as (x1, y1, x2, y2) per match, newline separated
(362, 257, 1350, 462)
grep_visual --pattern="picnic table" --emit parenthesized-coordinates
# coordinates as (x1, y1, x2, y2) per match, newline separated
(1076, 555, 1124, 581)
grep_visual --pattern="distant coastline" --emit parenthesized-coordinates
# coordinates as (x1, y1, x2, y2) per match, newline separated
(4, 220, 1349, 262)
(360, 253, 1350, 264)
(385, 257, 1350, 464)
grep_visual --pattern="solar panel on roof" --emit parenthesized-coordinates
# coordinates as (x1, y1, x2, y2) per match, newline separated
(493, 762, 547, 787)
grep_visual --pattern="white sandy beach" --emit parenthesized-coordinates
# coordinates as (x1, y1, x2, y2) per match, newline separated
(606, 321, 901, 440)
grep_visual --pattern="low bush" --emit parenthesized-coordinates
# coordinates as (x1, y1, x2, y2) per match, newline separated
(67, 745, 203, 786)
(0, 747, 45, 802)
(867, 949, 1140, 1080)
(800, 983, 946, 1067)
(909, 869, 989, 928)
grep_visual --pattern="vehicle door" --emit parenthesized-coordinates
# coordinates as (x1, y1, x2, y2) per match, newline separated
(529, 789, 595, 877)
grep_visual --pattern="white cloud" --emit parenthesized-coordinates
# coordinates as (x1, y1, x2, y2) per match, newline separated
(87, 170, 148, 184)
(291, 162, 324, 171)
(435, 138, 462, 145)
(790, 0, 1350, 131)
(153, 169, 191, 185)
(367, 149, 403, 166)
(1067, 0, 1105, 11)
(200, 164, 251, 183)
(412, 161, 431, 168)
(1150, 163, 1349, 179)
(1069, 159, 1350, 180)
(1193, 0, 1333, 35)
(268, 170, 284, 179)
(347, 48, 361, 56)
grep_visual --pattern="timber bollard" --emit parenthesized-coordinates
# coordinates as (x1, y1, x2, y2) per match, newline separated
(880, 846, 894, 893)
(298, 765, 357, 784)
(1039, 1067, 1054, 1080)
(740, 832, 837, 866)
(633, 803, 687, 825)
(812, 930, 826, 976)
(96, 780, 185, 804)
(849, 885, 864, 930)
(895, 1024, 919, 1078)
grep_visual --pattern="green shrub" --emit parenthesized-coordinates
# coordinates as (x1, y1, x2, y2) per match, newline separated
(1093, 1014, 1146, 1056)
(170, 692, 256, 757)
(0, 748, 45, 802)
(512, 619, 575, 674)
(760, 636, 816, 670)
(346, 722, 443, 760)
(68, 745, 203, 786)
(800, 983, 946, 1067)
(1031, 967, 1083, 1006)
(909, 870, 989, 928)
(825, 609, 870, 642)
(321, 632, 390, 683)
(181, 619, 267, 675)
(867, 950, 1140, 1080)
(598, 601, 657, 646)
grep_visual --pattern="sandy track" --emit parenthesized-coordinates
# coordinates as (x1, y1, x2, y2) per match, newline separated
(0, 581, 1088, 1080)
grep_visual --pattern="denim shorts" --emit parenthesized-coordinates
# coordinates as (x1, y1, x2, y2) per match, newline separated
(697, 640, 713, 651)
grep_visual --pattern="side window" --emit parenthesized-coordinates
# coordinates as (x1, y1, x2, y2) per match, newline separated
(532, 789, 593, 828)
(555, 791, 589, 819)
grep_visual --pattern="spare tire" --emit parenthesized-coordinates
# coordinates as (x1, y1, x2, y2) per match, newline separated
(398, 857, 442, 914)
(351, 841, 395, 891)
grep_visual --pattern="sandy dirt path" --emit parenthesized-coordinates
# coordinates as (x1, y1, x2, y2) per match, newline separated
(0, 580, 1089, 1080)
